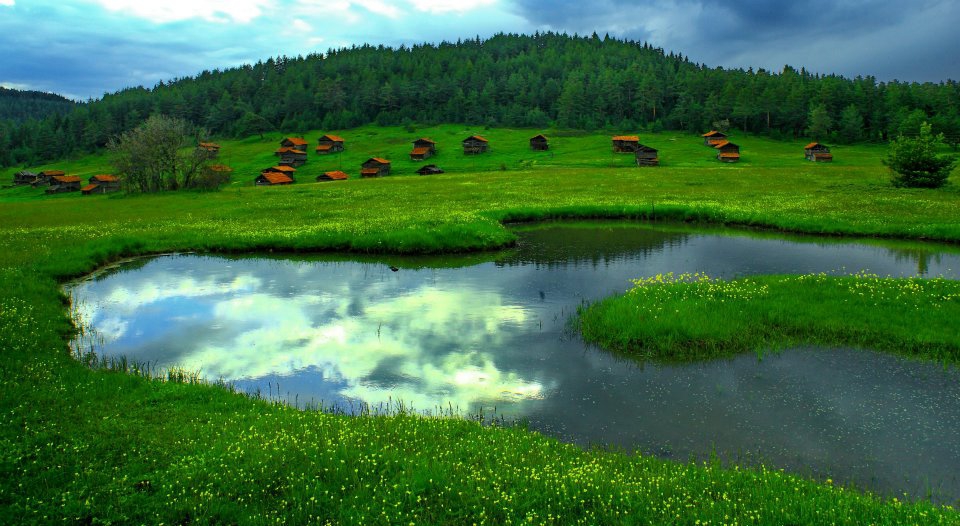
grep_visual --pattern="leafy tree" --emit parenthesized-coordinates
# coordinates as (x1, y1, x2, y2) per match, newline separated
(806, 104, 833, 141)
(838, 104, 864, 143)
(109, 114, 213, 193)
(884, 122, 956, 188)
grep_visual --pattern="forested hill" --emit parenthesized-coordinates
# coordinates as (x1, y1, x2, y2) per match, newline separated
(0, 87, 76, 123)
(2, 32, 959, 168)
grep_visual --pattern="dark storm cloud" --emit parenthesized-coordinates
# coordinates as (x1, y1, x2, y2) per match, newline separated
(508, 0, 960, 81)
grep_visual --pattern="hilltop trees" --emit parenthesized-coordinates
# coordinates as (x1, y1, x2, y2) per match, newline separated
(109, 115, 213, 193)
(885, 122, 956, 188)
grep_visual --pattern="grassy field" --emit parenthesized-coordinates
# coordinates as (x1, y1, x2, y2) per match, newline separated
(2, 126, 959, 523)
(578, 272, 960, 364)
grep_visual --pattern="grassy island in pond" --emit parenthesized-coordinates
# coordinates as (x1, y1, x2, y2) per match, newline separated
(579, 272, 960, 364)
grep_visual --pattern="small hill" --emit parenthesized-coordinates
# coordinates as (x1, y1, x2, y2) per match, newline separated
(0, 86, 77, 122)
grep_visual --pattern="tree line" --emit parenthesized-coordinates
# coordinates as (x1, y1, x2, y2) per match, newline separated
(2, 32, 959, 168)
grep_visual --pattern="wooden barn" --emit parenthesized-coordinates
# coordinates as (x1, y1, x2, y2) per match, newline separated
(262, 165, 297, 181)
(410, 138, 437, 160)
(529, 134, 549, 151)
(361, 157, 391, 177)
(32, 170, 65, 187)
(275, 147, 308, 167)
(255, 172, 293, 186)
(635, 145, 659, 167)
(46, 175, 82, 194)
(612, 136, 640, 153)
(81, 174, 121, 194)
(316, 134, 345, 154)
(317, 170, 349, 182)
(417, 164, 444, 175)
(280, 137, 309, 152)
(13, 171, 37, 185)
(805, 142, 833, 162)
(198, 142, 221, 158)
(702, 130, 727, 146)
(462, 135, 489, 154)
(714, 140, 740, 162)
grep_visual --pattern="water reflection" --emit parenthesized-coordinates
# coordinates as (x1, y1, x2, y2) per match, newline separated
(68, 221, 960, 503)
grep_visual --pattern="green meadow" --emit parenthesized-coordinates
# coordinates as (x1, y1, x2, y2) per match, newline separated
(2, 126, 960, 523)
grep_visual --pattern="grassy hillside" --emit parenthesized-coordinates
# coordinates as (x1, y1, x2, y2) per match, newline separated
(1, 127, 959, 523)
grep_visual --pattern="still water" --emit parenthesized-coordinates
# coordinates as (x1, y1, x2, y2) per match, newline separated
(68, 222, 960, 503)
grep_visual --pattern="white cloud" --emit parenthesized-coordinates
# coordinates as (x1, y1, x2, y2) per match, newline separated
(291, 18, 312, 32)
(0, 81, 31, 90)
(352, 0, 400, 18)
(409, 0, 496, 14)
(93, 0, 271, 23)
(0, 0, 15, 7)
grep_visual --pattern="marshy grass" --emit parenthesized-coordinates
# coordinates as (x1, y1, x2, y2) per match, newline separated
(1, 127, 959, 523)
(578, 272, 960, 364)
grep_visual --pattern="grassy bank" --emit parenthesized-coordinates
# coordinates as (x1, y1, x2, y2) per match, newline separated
(2, 127, 959, 523)
(578, 272, 960, 364)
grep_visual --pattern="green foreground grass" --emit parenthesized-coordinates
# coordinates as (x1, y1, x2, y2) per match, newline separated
(578, 272, 960, 364)
(2, 127, 960, 523)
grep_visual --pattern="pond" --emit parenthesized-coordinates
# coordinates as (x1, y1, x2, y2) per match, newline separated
(67, 221, 960, 504)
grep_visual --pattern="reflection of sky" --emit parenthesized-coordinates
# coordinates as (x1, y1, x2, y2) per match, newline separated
(67, 223, 960, 502)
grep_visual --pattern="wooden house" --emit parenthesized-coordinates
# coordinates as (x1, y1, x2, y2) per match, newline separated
(198, 142, 221, 158)
(417, 164, 444, 175)
(32, 170, 65, 187)
(462, 135, 489, 154)
(262, 165, 297, 181)
(361, 158, 391, 177)
(46, 175, 81, 194)
(410, 138, 437, 161)
(529, 134, 549, 151)
(82, 174, 121, 194)
(316, 134, 345, 154)
(255, 172, 293, 186)
(635, 145, 659, 167)
(317, 170, 349, 182)
(275, 147, 308, 167)
(612, 136, 640, 153)
(804, 142, 833, 162)
(280, 137, 309, 152)
(13, 170, 37, 185)
(702, 130, 727, 146)
(714, 140, 740, 162)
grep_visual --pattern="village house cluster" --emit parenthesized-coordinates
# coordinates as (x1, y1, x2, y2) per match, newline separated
(12, 132, 836, 190)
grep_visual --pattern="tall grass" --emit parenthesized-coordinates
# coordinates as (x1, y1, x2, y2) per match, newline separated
(578, 272, 960, 364)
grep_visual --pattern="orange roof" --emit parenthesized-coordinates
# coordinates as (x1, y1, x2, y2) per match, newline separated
(702, 130, 725, 137)
(411, 147, 430, 155)
(315, 144, 333, 151)
(52, 175, 81, 183)
(813, 153, 833, 158)
(319, 135, 344, 142)
(81, 184, 98, 192)
(260, 172, 293, 184)
(283, 137, 308, 146)
(198, 142, 220, 149)
(322, 171, 349, 180)
(91, 174, 118, 182)
(361, 168, 380, 175)
(465, 135, 488, 142)
(612, 136, 640, 142)
(719, 152, 740, 159)
(276, 147, 306, 154)
(208, 165, 233, 172)
(368, 157, 390, 164)
(713, 140, 730, 148)
(39, 170, 65, 176)
(805, 142, 826, 149)
(263, 165, 296, 173)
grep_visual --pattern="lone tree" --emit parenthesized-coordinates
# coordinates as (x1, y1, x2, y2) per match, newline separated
(884, 122, 956, 189)
(109, 115, 214, 193)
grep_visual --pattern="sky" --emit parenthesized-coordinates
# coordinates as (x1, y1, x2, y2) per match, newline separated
(1, 0, 958, 101)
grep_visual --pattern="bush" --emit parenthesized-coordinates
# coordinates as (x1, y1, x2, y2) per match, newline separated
(885, 122, 956, 188)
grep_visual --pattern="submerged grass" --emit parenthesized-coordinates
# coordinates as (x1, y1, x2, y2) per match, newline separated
(578, 272, 960, 364)
(1, 127, 959, 523)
